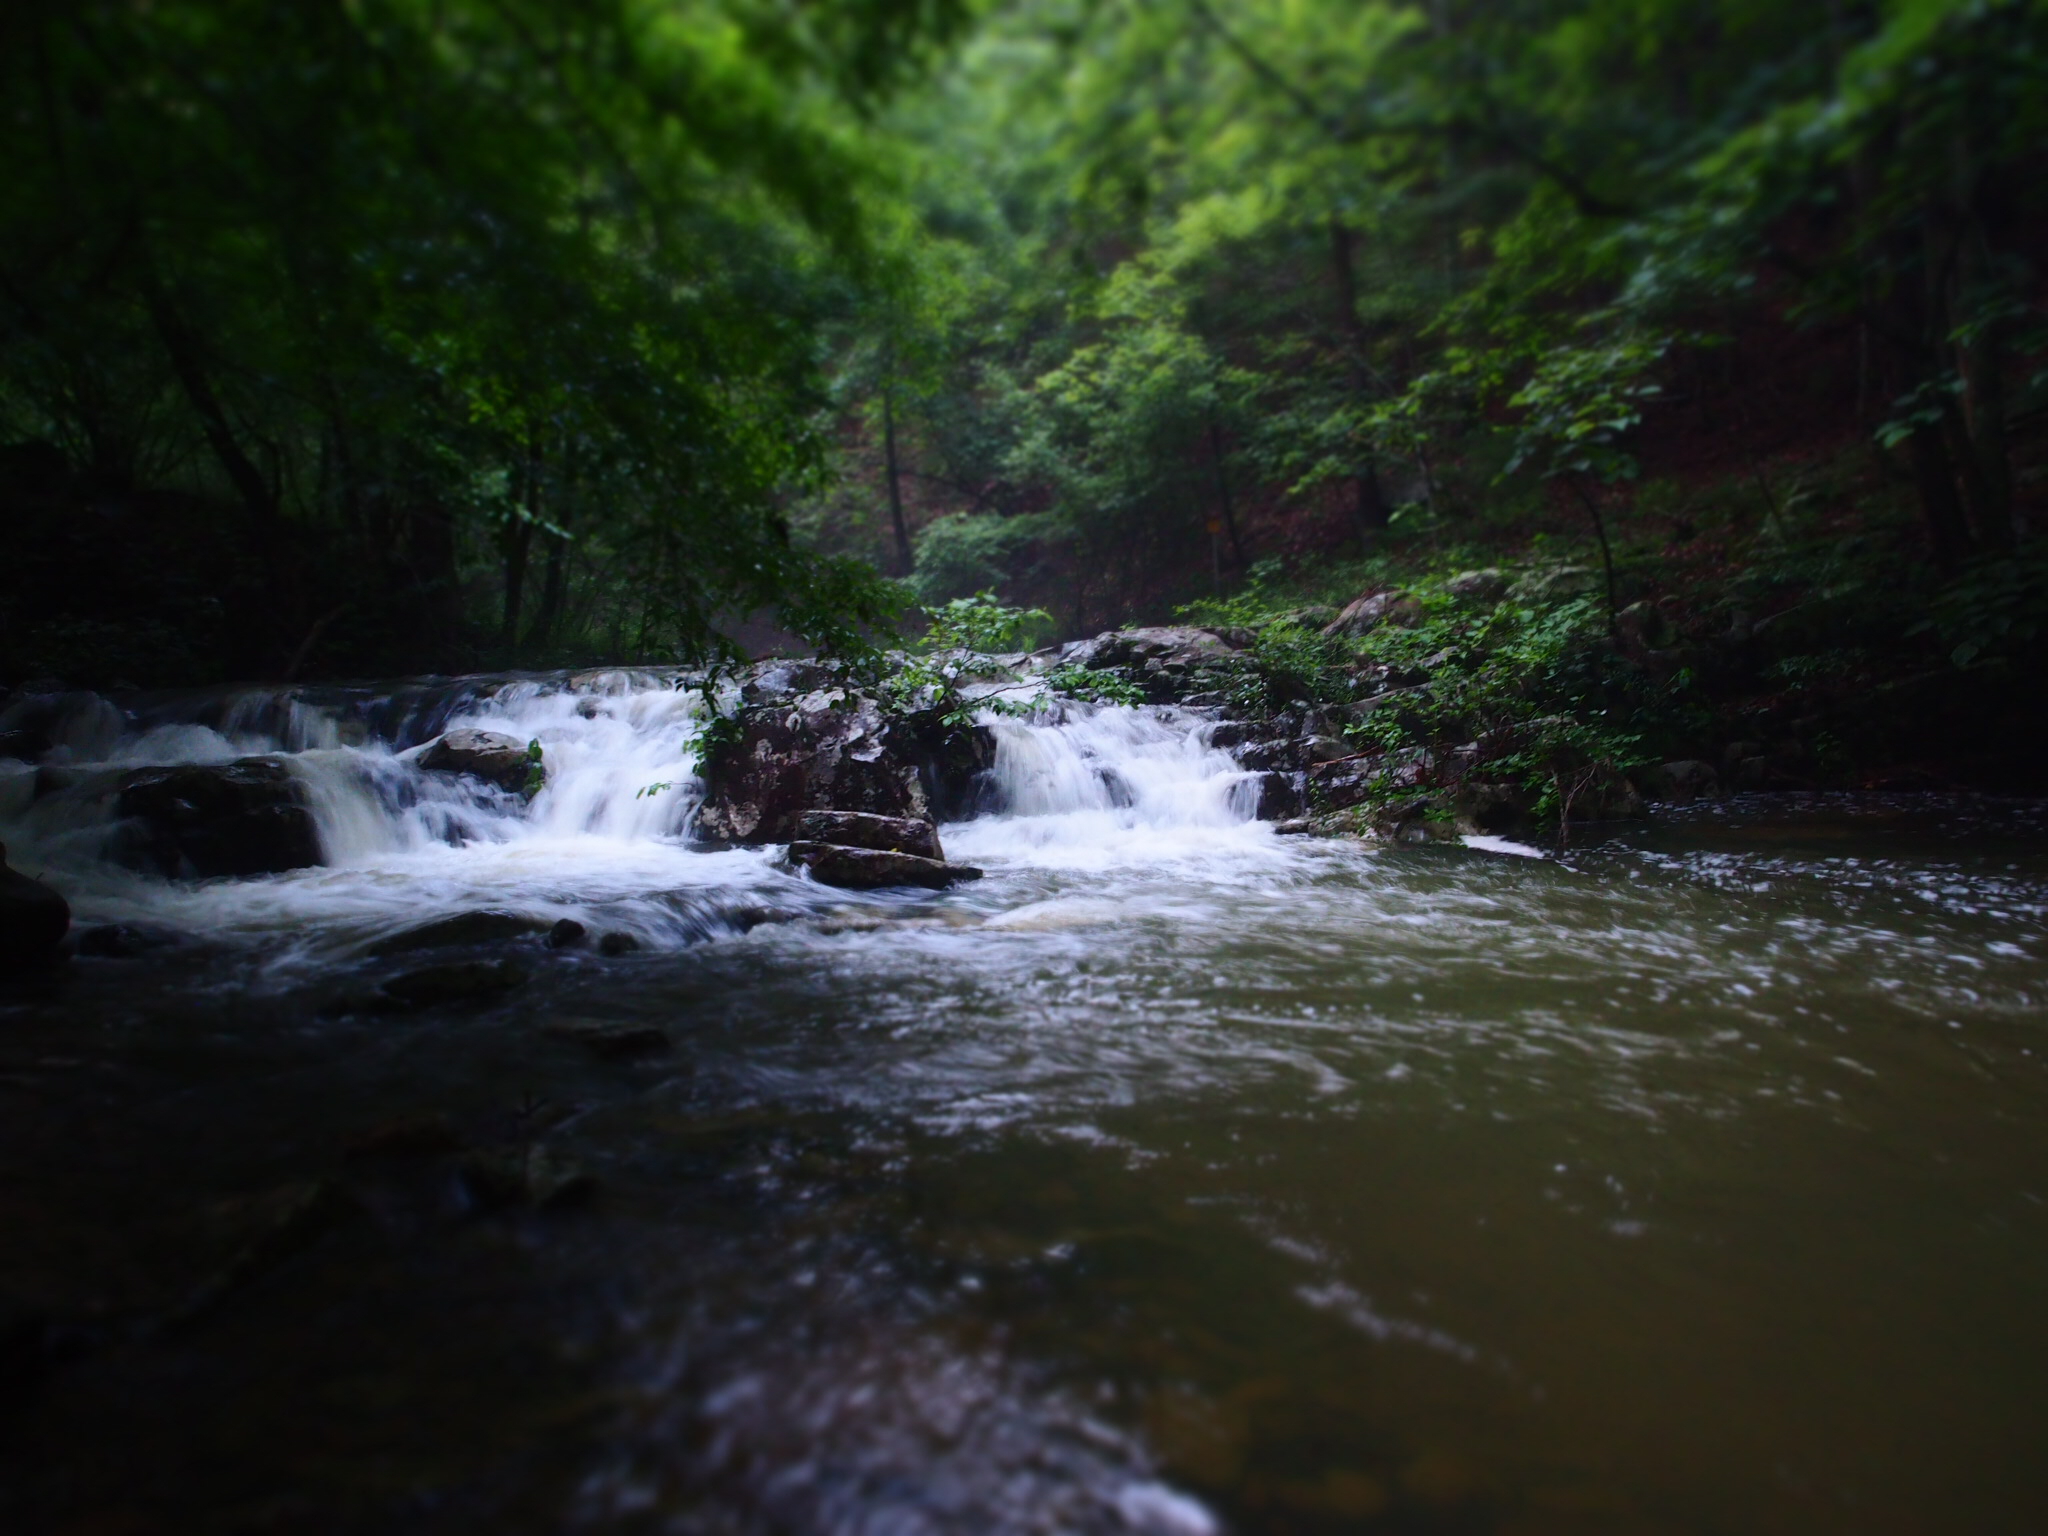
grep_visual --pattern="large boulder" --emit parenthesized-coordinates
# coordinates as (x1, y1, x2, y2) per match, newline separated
(1061, 626, 1249, 704)
(693, 688, 991, 848)
(0, 843, 69, 973)
(1088, 626, 1240, 670)
(1445, 569, 1508, 604)
(1640, 759, 1720, 804)
(419, 729, 537, 794)
(114, 758, 321, 878)
(1323, 591, 1423, 639)
(1250, 771, 1305, 820)
(781, 842, 982, 890)
(794, 810, 945, 862)
(1510, 565, 1602, 603)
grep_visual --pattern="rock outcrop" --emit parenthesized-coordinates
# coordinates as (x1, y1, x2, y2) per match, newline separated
(693, 685, 993, 847)
(1323, 591, 1422, 639)
(1445, 568, 1508, 604)
(0, 843, 69, 972)
(419, 729, 538, 795)
(1057, 626, 1249, 703)
(113, 758, 321, 878)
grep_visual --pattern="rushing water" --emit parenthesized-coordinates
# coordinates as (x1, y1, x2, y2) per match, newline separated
(3, 674, 2047, 1535)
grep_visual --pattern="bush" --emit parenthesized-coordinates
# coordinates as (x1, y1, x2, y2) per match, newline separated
(910, 513, 1058, 604)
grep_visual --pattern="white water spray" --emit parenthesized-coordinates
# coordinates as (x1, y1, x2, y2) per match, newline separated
(0, 677, 1282, 952)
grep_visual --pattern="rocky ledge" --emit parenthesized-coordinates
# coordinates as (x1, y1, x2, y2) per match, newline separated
(692, 665, 993, 849)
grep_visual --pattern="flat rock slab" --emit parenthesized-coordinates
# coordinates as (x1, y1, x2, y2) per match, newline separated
(419, 729, 535, 794)
(782, 842, 982, 890)
(794, 809, 944, 861)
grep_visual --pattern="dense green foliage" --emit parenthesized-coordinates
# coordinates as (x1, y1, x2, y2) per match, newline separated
(1, 0, 965, 683)
(5, 0, 2045, 773)
(799, 0, 2045, 647)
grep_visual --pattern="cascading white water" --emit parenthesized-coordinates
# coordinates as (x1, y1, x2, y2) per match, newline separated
(0, 672, 754, 956)
(0, 676, 1284, 957)
(943, 700, 1276, 872)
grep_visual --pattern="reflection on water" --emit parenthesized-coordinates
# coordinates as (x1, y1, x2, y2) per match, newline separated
(2, 677, 2046, 1534)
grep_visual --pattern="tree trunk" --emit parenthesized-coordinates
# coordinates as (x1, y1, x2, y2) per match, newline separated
(140, 269, 277, 538)
(501, 433, 542, 653)
(527, 509, 573, 654)
(1570, 477, 1620, 637)
(1877, 220, 1974, 571)
(1329, 216, 1391, 550)
(406, 499, 460, 662)
(1206, 413, 1247, 568)
(882, 388, 913, 576)
(1955, 225, 2016, 548)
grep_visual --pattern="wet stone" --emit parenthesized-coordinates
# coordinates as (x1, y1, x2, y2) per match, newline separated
(597, 931, 640, 956)
(546, 917, 588, 949)
(345, 1113, 465, 1159)
(543, 1019, 670, 1058)
(794, 809, 944, 861)
(366, 910, 549, 956)
(0, 841, 70, 973)
(377, 959, 525, 1011)
(113, 758, 320, 879)
(782, 842, 983, 890)
(73, 922, 181, 959)
(459, 1144, 594, 1211)
(1252, 771, 1305, 821)
(417, 728, 538, 795)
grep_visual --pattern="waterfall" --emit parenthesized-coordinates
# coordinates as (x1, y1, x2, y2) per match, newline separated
(941, 701, 1271, 871)
(0, 677, 1275, 948)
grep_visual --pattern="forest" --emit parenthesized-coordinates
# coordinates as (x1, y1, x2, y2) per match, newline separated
(6, 6, 2048, 1536)
(5, 1, 2044, 791)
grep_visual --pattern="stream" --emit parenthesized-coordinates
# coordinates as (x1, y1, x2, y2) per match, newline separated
(3, 671, 2046, 1535)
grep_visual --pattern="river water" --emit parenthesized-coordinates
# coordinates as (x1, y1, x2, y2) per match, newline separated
(3, 673, 2046, 1535)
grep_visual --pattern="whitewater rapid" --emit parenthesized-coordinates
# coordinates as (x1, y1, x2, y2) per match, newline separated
(0, 672, 1282, 964)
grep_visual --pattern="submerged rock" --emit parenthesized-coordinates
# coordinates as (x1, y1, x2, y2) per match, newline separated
(597, 931, 640, 956)
(366, 909, 549, 956)
(418, 728, 538, 795)
(782, 842, 982, 890)
(0, 842, 69, 973)
(113, 757, 320, 878)
(345, 1113, 465, 1159)
(73, 922, 182, 959)
(543, 1019, 670, 1058)
(377, 959, 525, 1010)
(546, 917, 588, 949)
(794, 809, 945, 861)
(459, 1144, 594, 1211)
